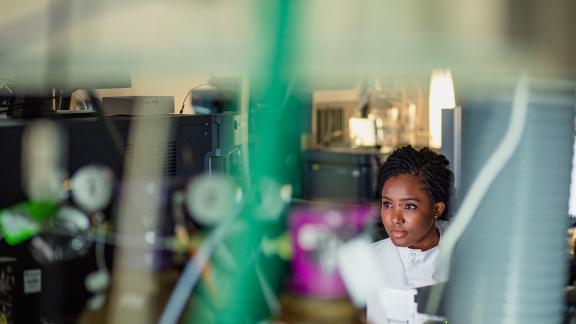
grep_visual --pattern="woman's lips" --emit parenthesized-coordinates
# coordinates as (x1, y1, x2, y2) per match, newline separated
(390, 230, 408, 239)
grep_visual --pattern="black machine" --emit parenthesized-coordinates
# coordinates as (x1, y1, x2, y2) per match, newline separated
(0, 113, 246, 323)
(0, 113, 246, 207)
(302, 149, 384, 203)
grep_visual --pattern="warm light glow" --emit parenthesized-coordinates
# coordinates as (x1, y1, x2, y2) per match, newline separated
(429, 69, 456, 148)
(349, 117, 376, 147)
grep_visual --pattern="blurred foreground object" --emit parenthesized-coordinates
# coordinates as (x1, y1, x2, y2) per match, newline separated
(445, 77, 575, 322)
(21, 120, 68, 202)
(288, 205, 372, 297)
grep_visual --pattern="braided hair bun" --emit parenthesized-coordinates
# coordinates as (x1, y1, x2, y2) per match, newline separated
(378, 145, 454, 219)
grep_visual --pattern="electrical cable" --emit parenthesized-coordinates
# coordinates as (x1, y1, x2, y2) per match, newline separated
(0, 95, 58, 115)
(179, 84, 210, 114)
(0, 96, 58, 106)
(425, 73, 530, 315)
(33, 223, 176, 251)
(95, 224, 108, 273)
(158, 217, 236, 324)
(0, 102, 23, 107)
(0, 105, 23, 115)
(0, 80, 14, 94)
(266, 74, 296, 128)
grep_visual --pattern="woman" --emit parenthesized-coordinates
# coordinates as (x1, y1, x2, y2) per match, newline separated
(368, 145, 453, 322)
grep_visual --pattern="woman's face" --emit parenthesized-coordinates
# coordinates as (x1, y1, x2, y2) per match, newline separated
(380, 174, 445, 251)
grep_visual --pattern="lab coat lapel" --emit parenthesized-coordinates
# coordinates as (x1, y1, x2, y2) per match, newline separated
(381, 240, 410, 289)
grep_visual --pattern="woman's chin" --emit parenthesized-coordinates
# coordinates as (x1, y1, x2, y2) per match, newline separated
(389, 236, 411, 247)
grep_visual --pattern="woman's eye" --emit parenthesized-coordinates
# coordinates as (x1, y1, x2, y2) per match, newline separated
(382, 201, 392, 208)
(405, 204, 417, 210)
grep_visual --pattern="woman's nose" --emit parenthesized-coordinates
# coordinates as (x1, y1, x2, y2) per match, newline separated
(391, 209, 404, 225)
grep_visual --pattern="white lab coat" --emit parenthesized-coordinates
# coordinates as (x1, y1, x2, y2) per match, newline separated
(366, 221, 449, 323)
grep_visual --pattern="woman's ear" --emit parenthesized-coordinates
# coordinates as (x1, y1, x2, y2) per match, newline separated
(433, 202, 446, 220)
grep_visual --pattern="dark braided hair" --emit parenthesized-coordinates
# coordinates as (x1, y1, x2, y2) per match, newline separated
(377, 145, 454, 219)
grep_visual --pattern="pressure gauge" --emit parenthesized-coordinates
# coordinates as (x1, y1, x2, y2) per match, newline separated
(185, 173, 238, 226)
(71, 165, 114, 213)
